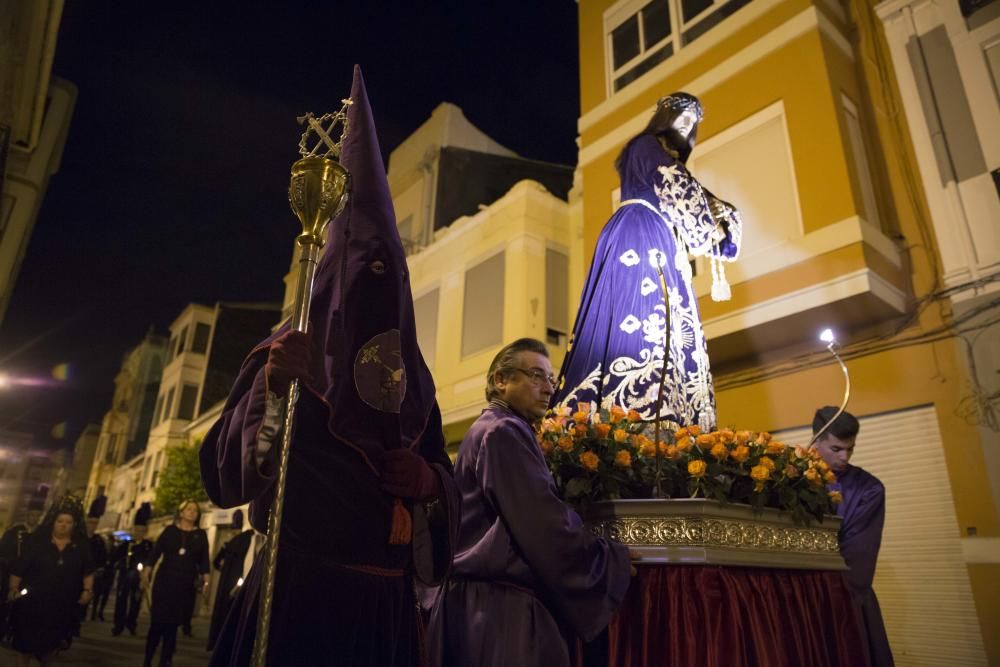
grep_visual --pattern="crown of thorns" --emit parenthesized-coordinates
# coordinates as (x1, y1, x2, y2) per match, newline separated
(657, 94, 704, 120)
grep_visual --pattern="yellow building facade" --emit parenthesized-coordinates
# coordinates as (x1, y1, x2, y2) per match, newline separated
(577, 0, 997, 663)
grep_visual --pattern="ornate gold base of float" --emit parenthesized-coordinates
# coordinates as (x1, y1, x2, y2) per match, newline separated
(585, 499, 845, 570)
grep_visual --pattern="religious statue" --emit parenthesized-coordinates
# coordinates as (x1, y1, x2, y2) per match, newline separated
(552, 92, 742, 431)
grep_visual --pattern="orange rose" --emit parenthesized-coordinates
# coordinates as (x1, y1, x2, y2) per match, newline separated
(754, 431, 772, 446)
(816, 459, 830, 473)
(750, 465, 770, 485)
(540, 440, 554, 456)
(687, 460, 707, 478)
(577, 402, 591, 414)
(613, 429, 629, 443)
(580, 451, 599, 471)
(675, 427, 689, 439)
(639, 440, 655, 457)
(572, 411, 588, 425)
(609, 405, 626, 424)
(731, 445, 750, 464)
(688, 425, 702, 436)
(828, 490, 843, 505)
(696, 434, 716, 447)
(626, 409, 643, 423)
(734, 430, 751, 444)
(614, 450, 632, 467)
(595, 423, 612, 439)
(765, 441, 785, 456)
(804, 468, 822, 485)
(793, 446, 809, 460)
(784, 464, 800, 479)
(823, 470, 837, 484)
(676, 436, 693, 452)
(573, 424, 588, 439)
(557, 436, 574, 452)
(710, 443, 729, 461)
(718, 428, 735, 444)
(665, 444, 680, 460)
(759, 456, 776, 471)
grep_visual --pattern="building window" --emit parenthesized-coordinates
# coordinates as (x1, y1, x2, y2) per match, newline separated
(166, 337, 177, 362)
(164, 386, 176, 422)
(150, 450, 163, 488)
(545, 249, 569, 347)
(177, 383, 199, 421)
(605, 0, 753, 93)
(191, 323, 211, 354)
(141, 456, 151, 490)
(414, 288, 440, 368)
(462, 252, 505, 358)
(842, 95, 882, 231)
(175, 326, 188, 357)
(153, 394, 165, 426)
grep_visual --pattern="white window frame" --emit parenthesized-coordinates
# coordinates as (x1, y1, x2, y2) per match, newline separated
(603, 0, 753, 96)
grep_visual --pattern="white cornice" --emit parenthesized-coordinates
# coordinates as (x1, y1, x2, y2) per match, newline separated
(578, 5, 852, 168)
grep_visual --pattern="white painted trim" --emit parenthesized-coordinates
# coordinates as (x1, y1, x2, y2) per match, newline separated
(691, 215, 903, 296)
(442, 400, 488, 427)
(816, 3, 855, 61)
(583, 0, 786, 134)
(689, 99, 806, 238)
(702, 267, 907, 339)
(580, 7, 849, 167)
(580, 4, 852, 140)
(960, 537, 1000, 563)
(453, 374, 486, 396)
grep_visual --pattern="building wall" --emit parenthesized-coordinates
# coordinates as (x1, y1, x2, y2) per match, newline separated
(578, 0, 998, 661)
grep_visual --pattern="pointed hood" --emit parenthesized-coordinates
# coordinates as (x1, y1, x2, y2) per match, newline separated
(251, 66, 438, 470)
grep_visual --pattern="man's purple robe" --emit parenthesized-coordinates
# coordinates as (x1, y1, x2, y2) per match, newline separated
(835, 464, 894, 667)
(200, 66, 459, 666)
(428, 405, 631, 666)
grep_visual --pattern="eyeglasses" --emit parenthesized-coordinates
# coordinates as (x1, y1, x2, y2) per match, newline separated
(508, 367, 557, 388)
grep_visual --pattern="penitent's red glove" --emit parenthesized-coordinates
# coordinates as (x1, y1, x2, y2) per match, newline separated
(265, 330, 313, 396)
(379, 449, 441, 501)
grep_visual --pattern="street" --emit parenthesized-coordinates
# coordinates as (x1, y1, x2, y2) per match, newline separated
(0, 610, 212, 666)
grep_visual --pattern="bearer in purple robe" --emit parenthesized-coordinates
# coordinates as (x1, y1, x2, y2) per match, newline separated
(199, 66, 459, 666)
(429, 338, 633, 666)
(813, 407, 894, 667)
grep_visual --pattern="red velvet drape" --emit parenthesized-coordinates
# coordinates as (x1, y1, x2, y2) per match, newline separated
(592, 565, 867, 667)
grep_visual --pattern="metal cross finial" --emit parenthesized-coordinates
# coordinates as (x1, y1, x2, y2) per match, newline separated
(296, 98, 353, 159)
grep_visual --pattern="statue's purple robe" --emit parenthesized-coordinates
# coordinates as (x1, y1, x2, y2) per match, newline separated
(200, 66, 459, 666)
(552, 134, 742, 430)
(835, 464, 894, 667)
(428, 405, 631, 666)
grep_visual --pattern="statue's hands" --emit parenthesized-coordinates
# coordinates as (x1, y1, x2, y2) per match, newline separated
(379, 449, 441, 501)
(709, 198, 730, 221)
(265, 330, 313, 396)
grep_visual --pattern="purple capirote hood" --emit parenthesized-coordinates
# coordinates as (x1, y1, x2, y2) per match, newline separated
(245, 65, 438, 469)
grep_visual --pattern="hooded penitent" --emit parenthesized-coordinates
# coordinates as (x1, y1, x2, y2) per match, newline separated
(252, 65, 438, 470)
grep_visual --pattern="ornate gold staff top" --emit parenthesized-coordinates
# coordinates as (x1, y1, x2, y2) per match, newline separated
(252, 101, 351, 667)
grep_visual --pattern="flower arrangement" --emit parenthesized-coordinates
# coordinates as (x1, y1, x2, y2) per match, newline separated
(538, 404, 840, 525)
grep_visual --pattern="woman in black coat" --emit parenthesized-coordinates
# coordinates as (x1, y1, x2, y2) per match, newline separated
(141, 500, 209, 667)
(8, 496, 94, 667)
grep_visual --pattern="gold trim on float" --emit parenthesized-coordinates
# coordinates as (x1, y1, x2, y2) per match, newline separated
(585, 498, 846, 570)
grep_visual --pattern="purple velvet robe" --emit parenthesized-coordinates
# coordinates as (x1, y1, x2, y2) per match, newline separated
(428, 405, 631, 666)
(834, 465, 894, 667)
(552, 134, 741, 430)
(200, 66, 459, 666)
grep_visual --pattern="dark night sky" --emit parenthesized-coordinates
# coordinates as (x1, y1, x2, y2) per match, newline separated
(0, 2, 579, 448)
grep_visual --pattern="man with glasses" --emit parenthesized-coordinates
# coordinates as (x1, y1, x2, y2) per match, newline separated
(429, 338, 632, 666)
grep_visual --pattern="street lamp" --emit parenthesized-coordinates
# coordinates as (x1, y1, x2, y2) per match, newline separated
(810, 328, 851, 445)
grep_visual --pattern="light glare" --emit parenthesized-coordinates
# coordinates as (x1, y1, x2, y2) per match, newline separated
(819, 328, 835, 344)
